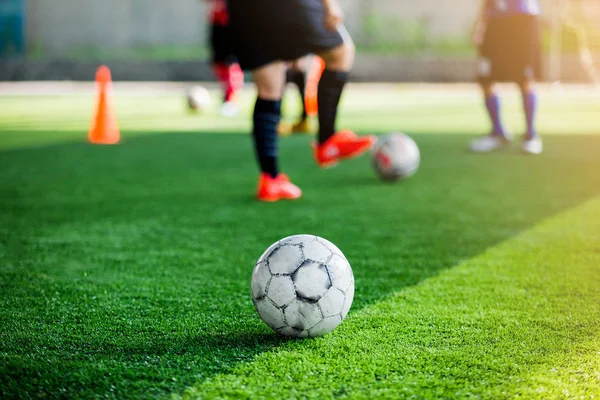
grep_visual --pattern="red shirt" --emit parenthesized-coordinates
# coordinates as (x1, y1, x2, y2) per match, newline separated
(209, 0, 229, 26)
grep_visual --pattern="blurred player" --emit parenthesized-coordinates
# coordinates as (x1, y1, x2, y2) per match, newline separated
(278, 58, 313, 136)
(228, 0, 375, 202)
(206, 0, 243, 117)
(562, 0, 599, 85)
(279, 55, 325, 136)
(471, 0, 543, 155)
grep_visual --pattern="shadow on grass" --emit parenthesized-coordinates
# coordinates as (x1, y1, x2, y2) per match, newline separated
(1, 131, 600, 398)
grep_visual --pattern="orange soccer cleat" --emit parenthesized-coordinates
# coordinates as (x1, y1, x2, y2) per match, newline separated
(313, 130, 376, 168)
(257, 173, 302, 202)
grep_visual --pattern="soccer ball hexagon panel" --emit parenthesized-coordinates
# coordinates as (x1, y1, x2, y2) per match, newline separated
(251, 235, 355, 338)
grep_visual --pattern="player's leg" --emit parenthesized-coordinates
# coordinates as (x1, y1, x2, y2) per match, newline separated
(519, 79, 542, 154)
(210, 23, 243, 116)
(519, 14, 543, 154)
(520, 80, 537, 140)
(252, 62, 302, 201)
(252, 62, 285, 179)
(580, 47, 600, 86)
(470, 14, 513, 153)
(565, 1, 600, 85)
(210, 22, 229, 102)
(313, 29, 375, 167)
(277, 62, 298, 137)
(214, 60, 244, 117)
(304, 55, 325, 119)
(288, 57, 310, 132)
(281, 56, 322, 135)
(225, 0, 303, 201)
(217, 60, 244, 110)
(469, 80, 511, 153)
(316, 33, 354, 145)
(482, 82, 506, 137)
(574, 29, 600, 86)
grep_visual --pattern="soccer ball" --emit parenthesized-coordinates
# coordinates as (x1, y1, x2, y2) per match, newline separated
(372, 133, 420, 181)
(251, 234, 354, 338)
(186, 86, 212, 112)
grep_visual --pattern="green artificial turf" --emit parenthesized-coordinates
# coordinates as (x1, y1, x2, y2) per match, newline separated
(183, 195, 600, 399)
(1, 84, 599, 149)
(1, 85, 600, 398)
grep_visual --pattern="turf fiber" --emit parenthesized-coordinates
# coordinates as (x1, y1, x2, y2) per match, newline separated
(0, 85, 599, 399)
(184, 195, 600, 399)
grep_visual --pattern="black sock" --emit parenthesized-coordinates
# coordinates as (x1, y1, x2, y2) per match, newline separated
(288, 69, 307, 120)
(253, 97, 281, 178)
(318, 69, 348, 144)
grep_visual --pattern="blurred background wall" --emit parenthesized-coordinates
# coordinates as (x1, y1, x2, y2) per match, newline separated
(0, 0, 599, 81)
(25, 0, 206, 55)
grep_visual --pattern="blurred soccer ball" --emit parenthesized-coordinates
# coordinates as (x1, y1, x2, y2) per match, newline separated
(186, 86, 212, 112)
(251, 234, 354, 338)
(372, 133, 420, 181)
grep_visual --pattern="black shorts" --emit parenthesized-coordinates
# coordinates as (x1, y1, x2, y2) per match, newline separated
(478, 14, 542, 84)
(210, 23, 237, 64)
(227, 0, 344, 70)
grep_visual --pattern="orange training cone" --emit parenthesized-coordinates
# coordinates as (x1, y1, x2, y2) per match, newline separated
(88, 65, 120, 144)
(304, 55, 325, 118)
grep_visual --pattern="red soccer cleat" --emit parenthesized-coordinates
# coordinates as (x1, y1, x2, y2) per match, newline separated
(257, 173, 302, 202)
(313, 130, 376, 168)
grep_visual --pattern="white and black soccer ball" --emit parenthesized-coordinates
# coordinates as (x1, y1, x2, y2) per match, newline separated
(372, 133, 420, 181)
(251, 235, 354, 338)
(186, 86, 212, 112)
